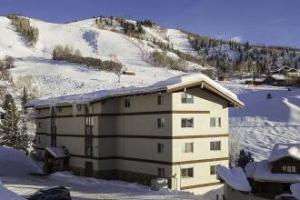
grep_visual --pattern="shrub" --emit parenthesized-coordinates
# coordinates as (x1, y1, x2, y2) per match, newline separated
(150, 51, 188, 71)
(52, 45, 122, 74)
(7, 14, 39, 46)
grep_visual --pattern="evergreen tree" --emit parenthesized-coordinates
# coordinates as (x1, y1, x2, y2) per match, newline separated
(0, 94, 19, 147)
(21, 87, 28, 110)
(235, 149, 254, 169)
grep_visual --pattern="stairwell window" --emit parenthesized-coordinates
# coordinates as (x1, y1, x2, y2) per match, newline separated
(158, 168, 165, 178)
(181, 118, 194, 128)
(181, 168, 193, 178)
(157, 94, 163, 105)
(124, 98, 131, 108)
(157, 118, 165, 129)
(210, 141, 221, 151)
(158, 143, 164, 153)
(184, 142, 194, 153)
(181, 93, 194, 104)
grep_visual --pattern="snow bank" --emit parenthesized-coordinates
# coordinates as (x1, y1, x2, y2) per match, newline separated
(0, 184, 25, 200)
(268, 143, 300, 162)
(245, 160, 300, 183)
(0, 146, 42, 176)
(217, 166, 251, 192)
(291, 183, 300, 200)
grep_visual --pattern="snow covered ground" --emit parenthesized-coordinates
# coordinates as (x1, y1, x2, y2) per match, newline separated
(0, 147, 205, 200)
(222, 82, 300, 161)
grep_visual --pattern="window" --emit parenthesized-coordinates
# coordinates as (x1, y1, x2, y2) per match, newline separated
(76, 104, 82, 111)
(218, 117, 222, 127)
(282, 165, 297, 173)
(181, 168, 193, 178)
(158, 94, 163, 105)
(38, 109, 41, 114)
(38, 122, 41, 128)
(85, 117, 93, 135)
(125, 98, 131, 108)
(210, 165, 220, 175)
(210, 117, 216, 127)
(181, 118, 194, 128)
(58, 107, 62, 113)
(158, 168, 165, 178)
(158, 143, 164, 153)
(184, 142, 194, 153)
(181, 93, 194, 104)
(157, 118, 165, 129)
(210, 141, 221, 151)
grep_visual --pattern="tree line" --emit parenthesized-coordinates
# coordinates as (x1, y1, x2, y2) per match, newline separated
(7, 14, 39, 47)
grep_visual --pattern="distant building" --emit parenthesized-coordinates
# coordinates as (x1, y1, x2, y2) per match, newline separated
(28, 74, 243, 194)
(218, 143, 300, 200)
(266, 66, 300, 86)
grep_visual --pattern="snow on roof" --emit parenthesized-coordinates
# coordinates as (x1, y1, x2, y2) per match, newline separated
(27, 73, 244, 108)
(217, 166, 251, 192)
(245, 160, 300, 183)
(269, 143, 300, 162)
(45, 147, 68, 159)
(291, 183, 300, 200)
(271, 74, 287, 80)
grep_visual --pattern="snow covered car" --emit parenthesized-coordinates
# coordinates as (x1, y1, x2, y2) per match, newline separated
(27, 186, 71, 200)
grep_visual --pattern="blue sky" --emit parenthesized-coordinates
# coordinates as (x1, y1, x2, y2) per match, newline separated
(1, 0, 300, 47)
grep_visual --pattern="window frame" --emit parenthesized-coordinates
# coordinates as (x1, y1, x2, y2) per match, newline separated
(181, 93, 194, 104)
(181, 118, 194, 128)
(157, 94, 164, 105)
(157, 143, 164, 153)
(210, 165, 220, 175)
(158, 168, 165, 178)
(124, 98, 131, 108)
(184, 142, 194, 153)
(210, 141, 221, 151)
(157, 118, 165, 129)
(181, 168, 194, 178)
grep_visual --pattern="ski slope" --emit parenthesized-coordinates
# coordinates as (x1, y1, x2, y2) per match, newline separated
(222, 82, 300, 161)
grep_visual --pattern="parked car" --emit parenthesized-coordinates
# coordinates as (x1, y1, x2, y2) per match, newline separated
(27, 186, 71, 200)
(275, 194, 297, 200)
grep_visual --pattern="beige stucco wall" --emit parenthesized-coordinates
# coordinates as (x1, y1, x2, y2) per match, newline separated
(172, 160, 228, 189)
(100, 93, 171, 113)
(172, 137, 228, 162)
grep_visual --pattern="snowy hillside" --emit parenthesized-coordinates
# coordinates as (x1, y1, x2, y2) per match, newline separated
(0, 15, 299, 172)
(223, 82, 300, 161)
(0, 16, 209, 98)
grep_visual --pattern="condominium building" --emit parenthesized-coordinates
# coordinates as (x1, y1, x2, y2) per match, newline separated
(29, 74, 243, 194)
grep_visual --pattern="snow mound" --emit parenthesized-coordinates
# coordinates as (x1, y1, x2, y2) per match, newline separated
(217, 166, 251, 192)
(291, 183, 300, 200)
(0, 183, 25, 200)
(0, 146, 42, 176)
(268, 143, 300, 162)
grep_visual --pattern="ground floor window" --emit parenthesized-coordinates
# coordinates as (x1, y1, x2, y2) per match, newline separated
(181, 168, 193, 178)
(158, 168, 165, 178)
